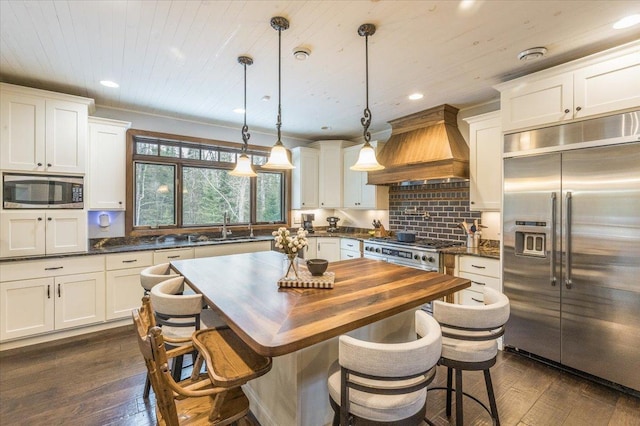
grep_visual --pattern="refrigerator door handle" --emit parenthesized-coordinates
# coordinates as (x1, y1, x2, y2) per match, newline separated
(565, 191, 573, 289)
(550, 192, 557, 287)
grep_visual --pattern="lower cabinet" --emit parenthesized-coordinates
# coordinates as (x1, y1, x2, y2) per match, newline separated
(455, 255, 501, 305)
(0, 256, 105, 341)
(194, 240, 271, 258)
(105, 251, 153, 320)
(340, 238, 362, 260)
(316, 237, 341, 263)
(153, 247, 194, 264)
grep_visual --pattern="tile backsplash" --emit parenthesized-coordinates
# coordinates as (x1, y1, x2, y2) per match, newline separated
(389, 181, 481, 243)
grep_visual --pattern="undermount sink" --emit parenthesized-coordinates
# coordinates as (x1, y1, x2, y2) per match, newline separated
(211, 236, 257, 242)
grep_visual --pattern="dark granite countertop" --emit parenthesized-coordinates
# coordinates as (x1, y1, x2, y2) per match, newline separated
(440, 241, 500, 260)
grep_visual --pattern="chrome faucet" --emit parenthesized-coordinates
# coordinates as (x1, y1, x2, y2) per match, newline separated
(222, 211, 232, 238)
(249, 223, 254, 238)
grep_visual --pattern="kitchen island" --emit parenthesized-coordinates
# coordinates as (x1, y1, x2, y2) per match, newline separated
(171, 251, 469, 426)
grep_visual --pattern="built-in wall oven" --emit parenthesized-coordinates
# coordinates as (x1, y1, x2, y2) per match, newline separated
(3, 173, 84, 209)
(363, 237, 462, 313)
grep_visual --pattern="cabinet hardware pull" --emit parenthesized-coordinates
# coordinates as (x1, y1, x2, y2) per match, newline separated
(57, 283, 61, 297)
(37, 162, 43, 166)
(564, 109, 570, 114)
(471, 264, 486, 269)
(167, 255, 180, 259)
(47, 217, 52, 221)
(47, 285, 50, 299)
(122, 260, 137, 263)
(38, 217, 43, 221)
(576, 106, 582, 112)
(471, 297, 483, 303)
(47, 163, 52, 167)
(45, 266, 63, 271)
(472, 281, 486, 286)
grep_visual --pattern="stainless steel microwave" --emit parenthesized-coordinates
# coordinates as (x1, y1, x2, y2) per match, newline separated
(3, 174, 84, 209)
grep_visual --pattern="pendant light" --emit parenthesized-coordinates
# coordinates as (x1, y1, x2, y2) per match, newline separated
(229, 55, 257, 177)
(263, 16, 295, 170)
(350, 23, 385, 171)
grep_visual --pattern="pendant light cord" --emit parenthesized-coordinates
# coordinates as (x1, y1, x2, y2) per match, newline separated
(359, 25, 375, 144)
(242, 60, 250, 150)
(276, 25, 283, 144)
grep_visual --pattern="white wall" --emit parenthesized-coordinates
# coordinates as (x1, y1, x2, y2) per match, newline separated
(291, 209, 389, 231)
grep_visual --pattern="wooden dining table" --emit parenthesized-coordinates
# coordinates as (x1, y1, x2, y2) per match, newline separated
(170, 250, 470, 426)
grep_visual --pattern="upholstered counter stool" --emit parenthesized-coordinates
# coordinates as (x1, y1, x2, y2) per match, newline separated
(327, 310, 442, 426)
(429, 287, 510, 426)
(132, 297, 254, 425)
(140, 263, 179, 295)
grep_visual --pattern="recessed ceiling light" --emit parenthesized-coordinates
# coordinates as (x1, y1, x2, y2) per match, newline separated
(100, 80, 119, 88)
(409, 93, 424, 100)
(261, 95, 271, 102)
(233, 108, 245, 114)
(293, 47, 311, 61)
(613, 14, 640, 29)
(517, 47, 547, 62)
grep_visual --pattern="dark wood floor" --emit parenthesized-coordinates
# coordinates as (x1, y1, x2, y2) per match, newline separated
(0, 326, 638, 425)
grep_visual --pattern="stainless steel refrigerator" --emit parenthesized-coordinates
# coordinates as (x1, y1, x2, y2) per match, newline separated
(503, 111, 640, 392)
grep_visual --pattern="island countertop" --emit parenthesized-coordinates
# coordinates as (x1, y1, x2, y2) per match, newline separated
(171, 251, 470, 357)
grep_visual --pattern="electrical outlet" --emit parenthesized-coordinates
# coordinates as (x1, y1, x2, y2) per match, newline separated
(293, 214, 301, 224)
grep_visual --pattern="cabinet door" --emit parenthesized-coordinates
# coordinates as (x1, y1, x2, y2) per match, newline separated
(467, 112, 502, 211)
(54, 272, 105, 329)
(573, 52, 640, 119)
(0, 277, 54, 341)
(0, 92, 46, 171)
(0, 211, 46, 258)
(106, 267, 146, 320)
(292, 147, 319, 209)
(342, 146, 362, 207)
(316, 237, 341, 262)
(44, 99, 87, 173)
(45, 211, 88, 255)
(304, 237, 318, 259)
(88, 120, 128, 209)
(318, 144, 343, 208)
(501, 73, 573, 132)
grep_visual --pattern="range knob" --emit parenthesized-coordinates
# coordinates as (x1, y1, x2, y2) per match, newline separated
(414, 254, 420, 260)
(375, 248, 381, 253)
(365, 246, 371, 251)
(423, 256, 435, 263)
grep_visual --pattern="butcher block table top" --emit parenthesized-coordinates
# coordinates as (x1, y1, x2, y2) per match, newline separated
(171, 251, 470, 357)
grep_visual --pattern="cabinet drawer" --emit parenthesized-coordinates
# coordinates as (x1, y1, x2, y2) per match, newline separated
(0, 255, 105, 282)
(153, 248, 194, 264)
(458, 289, 485, 306)
(106, 251, 153, 270)
(340, 238, 361, 252)
(458, 272, 501, 293)
(458, 256, 499, 277)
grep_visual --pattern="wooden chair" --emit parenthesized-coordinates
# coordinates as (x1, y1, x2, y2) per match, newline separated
(327, 310, 442, 425)
(431, 287, 510, 426)
(132, 295, 251, 425)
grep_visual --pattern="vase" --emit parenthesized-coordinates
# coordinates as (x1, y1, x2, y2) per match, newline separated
(284, 253, 299, 279)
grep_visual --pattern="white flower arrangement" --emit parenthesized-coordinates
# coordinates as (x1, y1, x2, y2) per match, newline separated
(272, 227, 308, 257)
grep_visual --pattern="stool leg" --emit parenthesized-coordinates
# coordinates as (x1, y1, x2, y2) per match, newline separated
(446, 367, 453, 417)
(455, 369, 463, 426)
(172, 355, 184, 382)
(484, 369, 500, 426)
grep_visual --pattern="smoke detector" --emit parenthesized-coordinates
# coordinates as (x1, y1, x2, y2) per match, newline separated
(293, 46, 311, 61)
(518, 47, 547, 62)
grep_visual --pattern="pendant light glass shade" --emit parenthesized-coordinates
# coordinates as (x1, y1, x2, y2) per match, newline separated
(230, 55, 257, 177)
(350, 23, 384, 171)
(351, 142, 384, 171)
(263, 16, 295, 170)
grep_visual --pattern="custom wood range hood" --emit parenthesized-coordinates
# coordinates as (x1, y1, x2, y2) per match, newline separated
(368, 104, 469, 185)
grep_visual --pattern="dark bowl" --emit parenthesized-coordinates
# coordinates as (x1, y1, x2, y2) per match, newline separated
(306, 258, 328, 276)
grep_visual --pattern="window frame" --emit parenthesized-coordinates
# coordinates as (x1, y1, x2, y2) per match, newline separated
(125, 129, 290, 236)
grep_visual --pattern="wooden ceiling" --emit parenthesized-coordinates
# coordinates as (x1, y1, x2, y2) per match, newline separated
(1, 1, 639, 141)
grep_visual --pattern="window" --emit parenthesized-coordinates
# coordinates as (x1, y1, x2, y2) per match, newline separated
(129, 132, 286, 231)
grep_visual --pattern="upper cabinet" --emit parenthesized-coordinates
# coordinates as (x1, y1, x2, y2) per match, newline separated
(464, 111, 502, 211)
(0, 83, 94, 173)
(343, 143, 389, 209)
(312, 140, 348, 209)
(291, 147, 319, 209)
(87, 117, 131, 210)
(496, 44, 640, 132)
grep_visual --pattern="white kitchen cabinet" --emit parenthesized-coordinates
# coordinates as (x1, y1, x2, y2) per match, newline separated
(153, 247, 194, 264)
(0, 210, 87, 258)
(455, 255, 501, 306)
(194, 240, 271, 258)
(316, 237, 341, 262)
(0, 83, 93, 173)
(105, 251, 153, 320)
(304, 237, 317, 259)
(340, 238, 362, 260)
(87, 117, 131, 210)
(291, 147, 319, 209)
(464, 111, 502, 211)
(311, 140, 347, 209)
(0, 255, 105, 341)
(497, 48, 640, 132)
(343, 143, 389, 209)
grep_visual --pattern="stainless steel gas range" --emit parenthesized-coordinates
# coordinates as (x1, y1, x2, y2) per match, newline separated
(363, 237, 463, 272)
